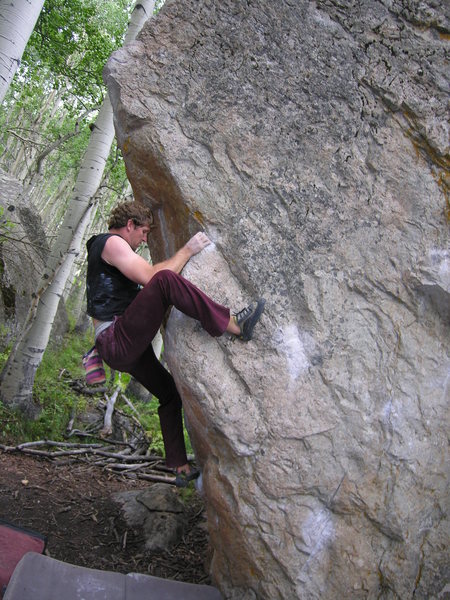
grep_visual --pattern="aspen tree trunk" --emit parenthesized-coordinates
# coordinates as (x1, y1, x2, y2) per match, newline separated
(0, 0, 156, 414)
(0, 0, 45, 104)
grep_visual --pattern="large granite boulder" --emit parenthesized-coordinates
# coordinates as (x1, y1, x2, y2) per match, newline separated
(104, 1, 449, 598)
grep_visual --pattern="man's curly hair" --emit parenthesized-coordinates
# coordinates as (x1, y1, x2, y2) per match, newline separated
(108, 201, 153, 230)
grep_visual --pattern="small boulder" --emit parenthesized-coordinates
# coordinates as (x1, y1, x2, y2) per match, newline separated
(113, 484, 187, 552)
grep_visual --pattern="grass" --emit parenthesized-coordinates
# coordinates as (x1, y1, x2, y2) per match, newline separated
(0, 330, 92, 442)
(119, 387, 193, 457)
(0, 329, 193, 458)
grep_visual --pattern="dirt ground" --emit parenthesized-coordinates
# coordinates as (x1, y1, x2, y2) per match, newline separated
(0, 450, 211, 585)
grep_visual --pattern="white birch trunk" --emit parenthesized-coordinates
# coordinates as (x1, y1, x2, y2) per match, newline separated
(0, 0, 45, 104)
(0, 0, 156, 413)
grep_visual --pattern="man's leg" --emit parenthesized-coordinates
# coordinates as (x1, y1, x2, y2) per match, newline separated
(103, 269, 231, 369)
(128, 344, 188, 469)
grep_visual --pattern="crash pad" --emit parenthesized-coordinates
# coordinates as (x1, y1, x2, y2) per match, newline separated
(3, 552, 223, 600)
(0, 521, 46, 598)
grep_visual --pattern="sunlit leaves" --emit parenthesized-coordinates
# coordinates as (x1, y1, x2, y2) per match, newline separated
(22, 0, 132, 105)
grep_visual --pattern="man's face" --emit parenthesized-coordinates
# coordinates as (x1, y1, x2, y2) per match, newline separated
(129, 222, 150, 251)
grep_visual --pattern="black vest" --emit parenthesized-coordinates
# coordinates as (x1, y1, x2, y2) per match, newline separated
(86, 233, 140, 320)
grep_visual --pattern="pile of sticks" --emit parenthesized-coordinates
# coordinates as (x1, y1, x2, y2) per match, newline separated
(0, 439, 178, 485)
(1, 388, 182, 485)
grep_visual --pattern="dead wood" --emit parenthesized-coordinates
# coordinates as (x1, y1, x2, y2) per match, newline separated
(0, 381, 187, 487)
(0, 439, 178, 485)
(100, 388, 119, 436)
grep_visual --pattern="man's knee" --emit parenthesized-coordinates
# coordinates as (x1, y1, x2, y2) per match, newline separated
(144, 269, 179, 291)
(154, 269, 178, 281)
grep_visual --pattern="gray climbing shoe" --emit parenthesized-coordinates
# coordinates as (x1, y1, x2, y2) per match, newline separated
(175, 468, 200, 488)
(234, 298, 266, 341)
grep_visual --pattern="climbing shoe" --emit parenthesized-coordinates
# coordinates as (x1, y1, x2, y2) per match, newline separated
(234, 298, 266, 341)
(175, 468, 200, 488)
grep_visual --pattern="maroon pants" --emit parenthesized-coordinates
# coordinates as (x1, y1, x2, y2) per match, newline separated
(95, 269, 230, 467)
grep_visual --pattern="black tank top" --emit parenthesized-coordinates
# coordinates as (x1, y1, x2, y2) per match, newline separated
(86, 233, 140, 320)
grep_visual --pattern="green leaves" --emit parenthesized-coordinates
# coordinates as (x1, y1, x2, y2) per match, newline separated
(0, 206, 16, 242)
(23, 0, 133, 106)
(0, 0, 139, 216)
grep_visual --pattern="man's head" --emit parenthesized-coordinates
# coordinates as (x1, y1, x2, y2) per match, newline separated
(108, 201, 153, 251)
(108, 201, 153, 230)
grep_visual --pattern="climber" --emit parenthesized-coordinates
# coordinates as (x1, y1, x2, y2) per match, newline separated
(85, 201, 265, 486)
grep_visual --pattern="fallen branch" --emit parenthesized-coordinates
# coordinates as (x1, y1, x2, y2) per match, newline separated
(133, 472, 176, 485)
(121, 393, 138, 415)
(0, 441, 161, 461)
(64, 430, 132, 446)
(0, 440, 177, 485)
(108, 462, 153, 471)
(0, 381, 188, 488)
(100, 388, 119, 436)
(66, 402, 77, 434)
(16, 440, 105, 449)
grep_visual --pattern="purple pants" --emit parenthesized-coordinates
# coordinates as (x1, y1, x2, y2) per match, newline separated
(95, 269, 230, 467)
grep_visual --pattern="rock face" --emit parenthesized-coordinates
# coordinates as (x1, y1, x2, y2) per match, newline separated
(0, 169, 69, 343)
(104, 1, 449, 599)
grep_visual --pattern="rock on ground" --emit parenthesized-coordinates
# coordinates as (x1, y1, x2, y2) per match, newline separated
(113, 484, 187, 552)
(104, 1, 449, 599)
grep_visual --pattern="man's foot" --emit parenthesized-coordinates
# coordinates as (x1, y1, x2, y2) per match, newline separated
(233, 298, 266, 341)
(175, 467, 200, 488)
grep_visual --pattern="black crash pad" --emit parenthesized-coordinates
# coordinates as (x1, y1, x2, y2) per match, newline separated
(3, 552, 223, 600)
(0, 521, 46, 598)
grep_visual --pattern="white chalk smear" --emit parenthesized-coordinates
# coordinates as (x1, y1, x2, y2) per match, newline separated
(279, 324, 310, 380)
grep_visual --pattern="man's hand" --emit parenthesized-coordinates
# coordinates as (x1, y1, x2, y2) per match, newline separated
(103, 230, 212, 287)
(185, 232, 211, 257)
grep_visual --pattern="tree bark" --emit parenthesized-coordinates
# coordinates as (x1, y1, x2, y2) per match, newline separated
(0, 0, 156, 414)
(0, 0, 45, 104)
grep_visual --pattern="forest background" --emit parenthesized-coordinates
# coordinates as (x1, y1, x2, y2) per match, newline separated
(0, 0, 172, 450)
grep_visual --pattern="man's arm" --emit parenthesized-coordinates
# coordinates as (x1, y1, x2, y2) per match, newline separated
(102, 232, 211, 286)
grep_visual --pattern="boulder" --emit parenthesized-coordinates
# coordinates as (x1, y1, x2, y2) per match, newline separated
(104, 1, 449, 598)
(113, 484, 187, 552)
(0, 169, 69, 345)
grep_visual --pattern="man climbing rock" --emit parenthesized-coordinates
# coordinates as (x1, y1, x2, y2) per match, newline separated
(86, 201, 265, 486)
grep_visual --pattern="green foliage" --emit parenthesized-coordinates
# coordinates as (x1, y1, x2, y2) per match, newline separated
(0, 0, 175, 446)
(0, 315, 12, 359)
(0, 0, 134, 202)
(0, 0, 161, 197)
(120, 392, 193, 457)
(26, 331, 93, 440)
(177, 486, 196, 504)
(0, 328, 12, 368)
(23, 0, 133, 106)
(99, 140, 129, 199)
(121, 395, 165, 455)
(0, 330, 91, 442)
(0, 332, 84, 443)
(19, 0, 166, 108)
(0, 326, 21, 440)
(0, 401, 25, 442)
(0, 326, 192, 461)
(0, 206, 16, 242)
